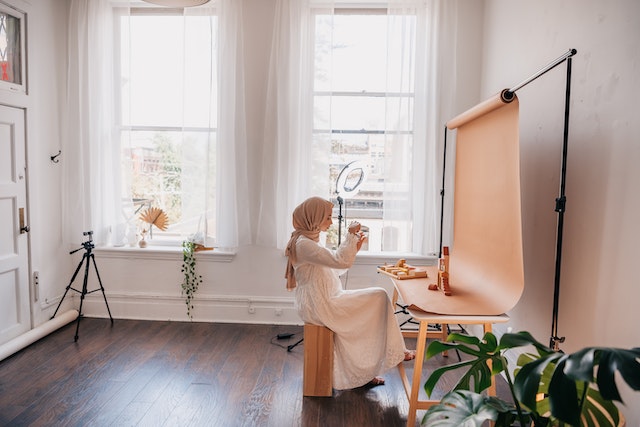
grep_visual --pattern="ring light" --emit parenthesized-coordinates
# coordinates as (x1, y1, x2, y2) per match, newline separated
(336, 161, 368, 198)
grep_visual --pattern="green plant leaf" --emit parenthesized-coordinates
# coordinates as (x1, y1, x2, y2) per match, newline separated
(422, 390, 500, 427)
(514, 352, 563, 411)
(498, 331, 554, 356)
(593, 348, 640, 401)
(426, 333, 481, 356)
(563, 347, 596, 382)
(424, 359, 478, 397)
(548, 358, 581, 425)
(580, 386, 622, 427)
(456, 358, 494, 393)
(425, 332, 504, 396)
(446, 332, 483, 346)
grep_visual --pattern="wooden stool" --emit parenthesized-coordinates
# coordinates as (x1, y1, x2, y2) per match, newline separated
(303, 323, 333, 397)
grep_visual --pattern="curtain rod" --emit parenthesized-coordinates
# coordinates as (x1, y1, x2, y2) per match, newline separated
(502, 49, 577, 101)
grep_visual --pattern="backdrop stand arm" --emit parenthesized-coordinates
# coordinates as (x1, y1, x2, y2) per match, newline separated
(505, 49, 576, 99)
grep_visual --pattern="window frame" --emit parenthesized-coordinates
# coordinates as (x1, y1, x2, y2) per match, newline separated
(0, 2, 26, 94)
(311, 6, 420, 254)
(113, 6, 219, 247)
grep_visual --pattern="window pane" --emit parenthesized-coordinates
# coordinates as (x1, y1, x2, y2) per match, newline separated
(0, 11, 22, 85)
(122, 130, 216, 238)
(315, 95, 386, 132)
(315, 14, 388, 92)
(121, 14, 217, 129)
(314, 11, 417, 252)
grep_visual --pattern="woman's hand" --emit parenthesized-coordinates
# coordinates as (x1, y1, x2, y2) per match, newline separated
(355, 232, 367, 251)
(349, 221, 367, 251)
(348, 221, 361, 235)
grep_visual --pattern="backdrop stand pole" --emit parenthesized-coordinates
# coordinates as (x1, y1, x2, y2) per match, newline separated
(549, 53, 574, 351)
(438, 125, 448, 259)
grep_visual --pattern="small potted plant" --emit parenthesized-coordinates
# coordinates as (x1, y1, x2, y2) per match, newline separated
(422, 331, 640, 426)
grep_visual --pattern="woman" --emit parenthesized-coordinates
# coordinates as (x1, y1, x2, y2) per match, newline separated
(285, 196, 414, 389)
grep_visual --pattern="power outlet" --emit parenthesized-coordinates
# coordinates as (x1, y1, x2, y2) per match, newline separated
(33, 271, 40, 302)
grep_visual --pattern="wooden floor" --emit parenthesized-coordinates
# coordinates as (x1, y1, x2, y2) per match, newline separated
(0, 317, 509, 427)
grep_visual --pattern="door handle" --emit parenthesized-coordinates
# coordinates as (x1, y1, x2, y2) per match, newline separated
(19, 207, 30, 234)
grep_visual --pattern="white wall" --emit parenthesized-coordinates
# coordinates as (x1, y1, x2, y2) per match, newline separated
(482, 0, 640, 423)
(0, 0, 76, 330)
(28, 0, 76, 326)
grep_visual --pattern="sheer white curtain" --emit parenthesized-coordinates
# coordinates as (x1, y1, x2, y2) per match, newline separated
(63, 0, 248, 248)
(257, 0, 457, 254)
(216, 0, 250, 248)
(425, 0, 458, 251)
(385, 0, 458, 255)
(63, 0, 118, 246)
(256, 0, 320, 248)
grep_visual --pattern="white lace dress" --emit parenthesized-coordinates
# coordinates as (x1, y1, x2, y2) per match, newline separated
(293, 233, 406, 389)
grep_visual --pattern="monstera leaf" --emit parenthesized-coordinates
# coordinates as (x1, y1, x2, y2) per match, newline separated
(422, 390, 508, 427)
(514, 347, 640, 426)
(423, 331, 640, 427)
(424, 332, 504, 397)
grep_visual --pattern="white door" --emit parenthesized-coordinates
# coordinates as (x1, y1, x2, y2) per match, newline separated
(0, 104, 30, 345)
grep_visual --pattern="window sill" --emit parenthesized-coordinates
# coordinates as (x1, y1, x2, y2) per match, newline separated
(94, 246, 433, 266)
(354, 252, 438, 267)
(94, 245, 236, 262)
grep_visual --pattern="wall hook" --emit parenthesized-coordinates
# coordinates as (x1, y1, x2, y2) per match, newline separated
(50, 150, 61, 163)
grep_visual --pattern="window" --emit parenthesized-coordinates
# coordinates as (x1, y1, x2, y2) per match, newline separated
(116, 8, 218, 245)
(312, 9, 423, 253)
(0, 3, 26, 93)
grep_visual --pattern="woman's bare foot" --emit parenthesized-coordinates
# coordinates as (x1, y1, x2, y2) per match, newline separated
(366, 376, 385, 387)
(404, 350, 416, 361)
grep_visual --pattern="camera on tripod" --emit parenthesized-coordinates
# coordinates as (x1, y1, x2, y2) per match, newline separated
(71, 230, 95, 254)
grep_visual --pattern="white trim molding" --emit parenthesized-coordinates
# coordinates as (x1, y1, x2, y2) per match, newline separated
(79, 291, 301, 325)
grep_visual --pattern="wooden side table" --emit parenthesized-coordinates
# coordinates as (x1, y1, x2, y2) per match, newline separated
(392, 286, 510, 426)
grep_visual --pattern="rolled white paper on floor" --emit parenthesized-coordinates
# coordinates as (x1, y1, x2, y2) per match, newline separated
(0, 309, 79, 362)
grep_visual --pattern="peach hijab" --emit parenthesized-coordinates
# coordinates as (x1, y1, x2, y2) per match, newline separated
(284, 197, 334, 291)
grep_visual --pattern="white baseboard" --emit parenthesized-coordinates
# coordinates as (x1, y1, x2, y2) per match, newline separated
(76, 292, 302, 325)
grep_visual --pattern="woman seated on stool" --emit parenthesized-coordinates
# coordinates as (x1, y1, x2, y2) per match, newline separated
(285, 196, 415, 389)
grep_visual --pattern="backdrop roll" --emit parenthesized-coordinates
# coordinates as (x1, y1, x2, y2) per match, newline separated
(0, 310, 79, 362)
(396, 90, 524, 315)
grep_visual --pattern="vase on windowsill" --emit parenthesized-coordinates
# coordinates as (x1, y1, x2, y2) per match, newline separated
(138, 230, 148, 248)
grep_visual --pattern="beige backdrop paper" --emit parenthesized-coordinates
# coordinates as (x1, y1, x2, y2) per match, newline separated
(395, 91, 524, 315)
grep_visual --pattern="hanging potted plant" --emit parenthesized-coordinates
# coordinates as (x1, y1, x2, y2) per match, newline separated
(422, 331, 640, 426)
(180, 240, 202, 320)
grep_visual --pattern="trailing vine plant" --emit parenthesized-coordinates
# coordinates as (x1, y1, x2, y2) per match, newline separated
(180, 240, 202, 320)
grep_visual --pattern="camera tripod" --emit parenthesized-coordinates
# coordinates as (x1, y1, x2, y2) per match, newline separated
(51, 231, 113, 341)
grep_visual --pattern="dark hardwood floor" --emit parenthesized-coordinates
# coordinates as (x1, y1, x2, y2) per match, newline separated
(0, 318, 508, 427)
